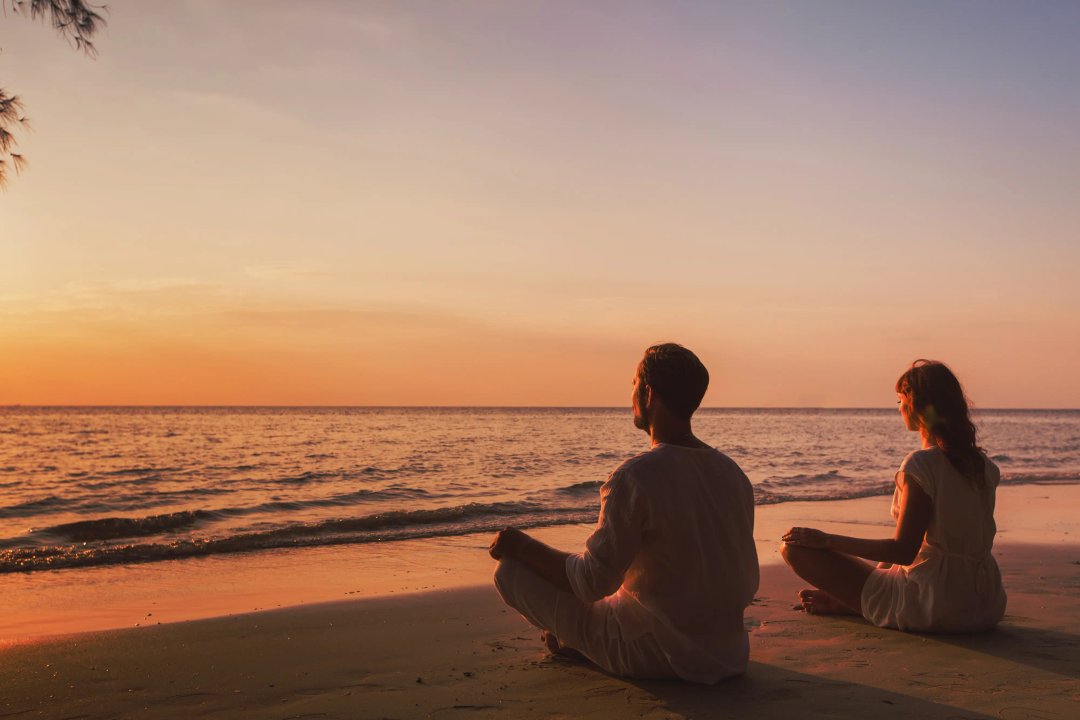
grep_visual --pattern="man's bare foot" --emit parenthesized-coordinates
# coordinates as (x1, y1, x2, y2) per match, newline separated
(540, 631, 588, 663)
(797, 589, 859, 616)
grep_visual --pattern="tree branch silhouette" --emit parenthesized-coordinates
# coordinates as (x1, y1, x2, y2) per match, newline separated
(1, 0, 107, 187)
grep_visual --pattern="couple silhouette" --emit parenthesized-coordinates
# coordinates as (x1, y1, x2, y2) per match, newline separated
(488, 344, 1005, 684)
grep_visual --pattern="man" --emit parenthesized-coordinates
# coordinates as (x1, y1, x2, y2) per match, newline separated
(489, 343, 759, 683)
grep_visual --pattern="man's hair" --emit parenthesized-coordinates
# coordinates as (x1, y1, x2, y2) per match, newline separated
(637, 343, 709, 420)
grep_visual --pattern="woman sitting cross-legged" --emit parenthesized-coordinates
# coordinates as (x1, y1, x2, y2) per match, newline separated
(781, 359, 1007, 633)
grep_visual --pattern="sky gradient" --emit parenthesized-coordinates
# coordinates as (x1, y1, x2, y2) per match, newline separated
(2, 1, 1079, 407)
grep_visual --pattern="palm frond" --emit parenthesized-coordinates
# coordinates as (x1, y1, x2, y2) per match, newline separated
(7, 0, 108, 56)
(0, 127, 15, 153)
(1, 2, 106, 188)
(0, 90, 26, 123)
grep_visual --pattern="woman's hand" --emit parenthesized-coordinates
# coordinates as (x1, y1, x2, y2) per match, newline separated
(782, 526, 831, 550)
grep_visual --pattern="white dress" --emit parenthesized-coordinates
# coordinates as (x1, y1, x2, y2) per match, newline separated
(860, 448, 1007, 632)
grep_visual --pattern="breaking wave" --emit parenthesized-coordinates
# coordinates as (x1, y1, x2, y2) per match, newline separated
(0, 501, 595, 573)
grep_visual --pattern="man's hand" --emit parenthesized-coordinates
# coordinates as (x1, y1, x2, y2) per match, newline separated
(489, 526, 527, 560)
(489, 526, 574, 592)
(782, 526, 831, 549)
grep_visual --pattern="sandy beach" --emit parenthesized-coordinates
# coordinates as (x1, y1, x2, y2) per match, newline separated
(3, 484, 1078, 719)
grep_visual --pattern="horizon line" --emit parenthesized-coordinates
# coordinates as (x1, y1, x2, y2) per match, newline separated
(2, 404, 1077, 412)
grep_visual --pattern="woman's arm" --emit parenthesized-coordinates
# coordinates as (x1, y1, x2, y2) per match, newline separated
(783, 475, 932, 565)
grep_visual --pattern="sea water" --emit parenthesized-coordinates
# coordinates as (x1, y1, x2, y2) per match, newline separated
(3, 407, 1078, 575)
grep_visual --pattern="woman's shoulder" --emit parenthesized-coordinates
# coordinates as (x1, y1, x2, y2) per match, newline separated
(900, 447, 942, 471)
(901, 447, 1000, 488)
(980, 452, 1002, 486)
(898, 448, 940, 495)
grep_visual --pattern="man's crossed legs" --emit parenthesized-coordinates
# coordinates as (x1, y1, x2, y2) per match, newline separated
(493, 558, 676, 680)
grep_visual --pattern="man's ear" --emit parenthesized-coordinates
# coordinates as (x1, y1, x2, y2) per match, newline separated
(645, 385, 654, 408)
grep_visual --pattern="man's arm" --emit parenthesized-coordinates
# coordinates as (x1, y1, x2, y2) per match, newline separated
(489, 527, 573, 592)
(489, 469, 644, 601)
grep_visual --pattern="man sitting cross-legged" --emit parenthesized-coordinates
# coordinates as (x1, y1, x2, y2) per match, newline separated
(488, 343, 759, 684)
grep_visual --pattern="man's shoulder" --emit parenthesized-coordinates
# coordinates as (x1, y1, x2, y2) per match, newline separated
(612, 446, 745, 480)
(610, 450, 655, 479)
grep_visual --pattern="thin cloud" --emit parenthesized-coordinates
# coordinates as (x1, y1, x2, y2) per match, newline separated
(243, 265, 334, 282)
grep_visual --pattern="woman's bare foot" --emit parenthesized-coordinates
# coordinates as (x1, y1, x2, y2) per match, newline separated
(797, 588, 860, 616)
(540, 631, 588, 662)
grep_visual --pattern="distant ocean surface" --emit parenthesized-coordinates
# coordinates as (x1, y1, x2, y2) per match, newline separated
(2, 407, 1079, 574)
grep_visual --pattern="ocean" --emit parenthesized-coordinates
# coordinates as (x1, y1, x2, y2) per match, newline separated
(2, 407, 1079, 576)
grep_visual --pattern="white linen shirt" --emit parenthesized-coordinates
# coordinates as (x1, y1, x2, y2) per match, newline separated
(565, 443, 759, 683)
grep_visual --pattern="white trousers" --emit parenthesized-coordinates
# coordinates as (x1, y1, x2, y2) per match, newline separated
(493, 558, 677, 680)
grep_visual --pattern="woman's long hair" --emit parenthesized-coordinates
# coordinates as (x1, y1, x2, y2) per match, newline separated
(896, 360, 986, 484)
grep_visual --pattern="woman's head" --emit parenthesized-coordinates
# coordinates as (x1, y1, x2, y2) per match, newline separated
(895, 359, 985, 482)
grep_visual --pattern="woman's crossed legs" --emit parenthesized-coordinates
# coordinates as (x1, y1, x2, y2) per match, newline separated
(780, 543, 875, 616)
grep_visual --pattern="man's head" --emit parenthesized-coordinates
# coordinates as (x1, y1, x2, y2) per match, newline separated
(632, 343, 710, 431)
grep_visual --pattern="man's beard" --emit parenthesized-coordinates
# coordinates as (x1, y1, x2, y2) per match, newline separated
(633, 411, 649, 431)
(633, 384, 649, 431)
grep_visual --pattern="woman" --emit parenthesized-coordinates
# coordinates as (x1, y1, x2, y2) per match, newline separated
(781, 360, 1006, 632)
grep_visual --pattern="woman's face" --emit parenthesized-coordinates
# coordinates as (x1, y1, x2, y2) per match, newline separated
(897, 391, 920, 432)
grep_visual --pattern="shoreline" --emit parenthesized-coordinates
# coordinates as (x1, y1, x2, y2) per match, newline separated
(4, 483, 1078, 643)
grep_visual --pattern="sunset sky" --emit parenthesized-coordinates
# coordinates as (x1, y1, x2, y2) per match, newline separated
(2, 1, 1078, 407)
